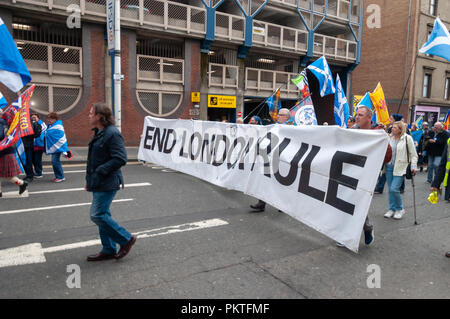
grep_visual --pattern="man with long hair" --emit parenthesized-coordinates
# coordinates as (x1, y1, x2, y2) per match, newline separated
(85, 103, 136, 261)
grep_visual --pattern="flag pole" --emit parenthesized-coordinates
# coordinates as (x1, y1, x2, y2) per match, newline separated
(243, 83, 286, 121)
(396, 54, 418, 115)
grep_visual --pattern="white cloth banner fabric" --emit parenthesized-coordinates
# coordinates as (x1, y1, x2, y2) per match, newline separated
(138, 117, 389, 252)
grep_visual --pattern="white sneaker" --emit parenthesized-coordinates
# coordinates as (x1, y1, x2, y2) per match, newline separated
(393, 209, 405, 220)
(384, 210, 395, 218)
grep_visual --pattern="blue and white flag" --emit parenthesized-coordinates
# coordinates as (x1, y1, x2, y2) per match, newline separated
(307, 56, 335, 97)
(45, 120, 69, 154)
(419, 17, 450, 61)
(356, 92, 378, 124)
(15, 138, 26, 173)
(0, 17, 31, 93)
(334, 74, 350, 127)
(0, 92, 8, 109)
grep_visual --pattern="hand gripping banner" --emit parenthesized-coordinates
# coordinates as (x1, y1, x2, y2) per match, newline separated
(138, 117, 389, 252)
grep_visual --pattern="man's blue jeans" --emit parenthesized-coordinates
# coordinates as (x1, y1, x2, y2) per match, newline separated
(51, 153, 64, 179)
(386, 165, 404, 211)
(427, 154, 442, 183)
(90, 191, 132, 254)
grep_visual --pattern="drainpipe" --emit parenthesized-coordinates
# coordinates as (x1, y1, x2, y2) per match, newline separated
(113, 0, 122, 132)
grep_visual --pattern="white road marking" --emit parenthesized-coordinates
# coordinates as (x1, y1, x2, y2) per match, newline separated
(28, 183, 151, 195)
(0, 243, 46, 268)
(42, 170, 86, 175)
(0, 218, 229, 268)
(0, 199, 134, 216)
(0, 191, 29, 198)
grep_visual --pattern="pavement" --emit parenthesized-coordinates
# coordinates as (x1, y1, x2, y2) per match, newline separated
(0, 162, 449, 299)
(42, 146, 140, 164)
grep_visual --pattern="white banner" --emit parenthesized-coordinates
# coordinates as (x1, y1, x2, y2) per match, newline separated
(138, 117, 389, 252)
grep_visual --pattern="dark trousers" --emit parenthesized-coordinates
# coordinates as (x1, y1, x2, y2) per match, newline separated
(23, 145, 34, 179)
(32, 150, 44, 176)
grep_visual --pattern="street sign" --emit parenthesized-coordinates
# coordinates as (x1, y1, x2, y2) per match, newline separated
(191, 92, 200, 103)
(106, 0, 114, 52)
(208, 95, 236, 108)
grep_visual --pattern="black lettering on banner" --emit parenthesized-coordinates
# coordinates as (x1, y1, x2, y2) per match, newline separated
(273, 140, 309, 186)
(152, 127, 167, 152)
(227, 137, 246, 169)
(163, 129, 176, 154)
(250, 133, 279, 177)
(189, 132, 202, 161)
(212, 135, 230, 167)
(143, 126, 155, 150)
(201, 134, 215, 164)
(325, 151, 367, 215)
(179, 130, 189, 158)
(238, 137, 255, 170)
(298, 145, 325, 202)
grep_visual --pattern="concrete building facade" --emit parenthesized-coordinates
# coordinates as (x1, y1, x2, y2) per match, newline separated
(1, 0, 365, 145)
(352, 0, 450, 125)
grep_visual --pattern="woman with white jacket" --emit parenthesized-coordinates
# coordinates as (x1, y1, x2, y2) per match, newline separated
(384, 121, 418, 220)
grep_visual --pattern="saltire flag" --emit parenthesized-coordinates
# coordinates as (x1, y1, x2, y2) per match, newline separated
(411, 129, 423, 147)
(289, 86, 318, 126)
(0, 17, 31, 94)
(334, 74, 350, 127)
(291, 69, 310, 98)
(45, 120, 69, 154)
(369, 82, 390, 125)
(443, 110, 450, 130)
(415, 115, 424, 129)
(267, 88, 282, 123)
(15, 138, 25, 174)
(356, 92, 378, 124)
(0, 85, 35, 151)
(419, 17, 450, 61)
(1, 93, 23, 124)
(307, 56, 335, 97)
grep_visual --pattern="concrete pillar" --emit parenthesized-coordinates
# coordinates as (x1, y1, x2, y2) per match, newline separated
(237, 58, 245, 120)
(200, 52, 209, 120)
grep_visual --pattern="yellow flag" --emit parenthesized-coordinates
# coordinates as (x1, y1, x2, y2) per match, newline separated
(369, 83, 390, 125)
(352, 95, 363, 117)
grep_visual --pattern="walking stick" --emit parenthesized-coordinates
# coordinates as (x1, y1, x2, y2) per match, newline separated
(411, 174, 418, 225)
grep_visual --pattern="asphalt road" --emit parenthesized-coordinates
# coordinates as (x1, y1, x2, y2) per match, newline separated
(0, 162, 449, 299)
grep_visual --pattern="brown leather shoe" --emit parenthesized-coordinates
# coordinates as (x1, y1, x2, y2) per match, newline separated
(446, 251, 450, 258)
(115, 235, 137, 260)
(87, 252, 116, 262)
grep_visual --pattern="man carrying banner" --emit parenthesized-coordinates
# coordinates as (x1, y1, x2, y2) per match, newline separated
(337, 106, 392, 246)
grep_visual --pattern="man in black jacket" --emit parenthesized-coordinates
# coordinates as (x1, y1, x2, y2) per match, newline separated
(21, 117, 41, 182)
(426, 122, 450, 183)
(85, 103, 136, 261)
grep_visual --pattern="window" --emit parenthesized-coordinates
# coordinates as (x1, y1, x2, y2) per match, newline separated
(445, 76, 450, 100)
(423, 73, 432, 98)
(430, 0, 438, 16)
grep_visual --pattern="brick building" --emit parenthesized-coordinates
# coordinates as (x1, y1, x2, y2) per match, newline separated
(1, 0, 365, 146)
(352, 0, 450, 124)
